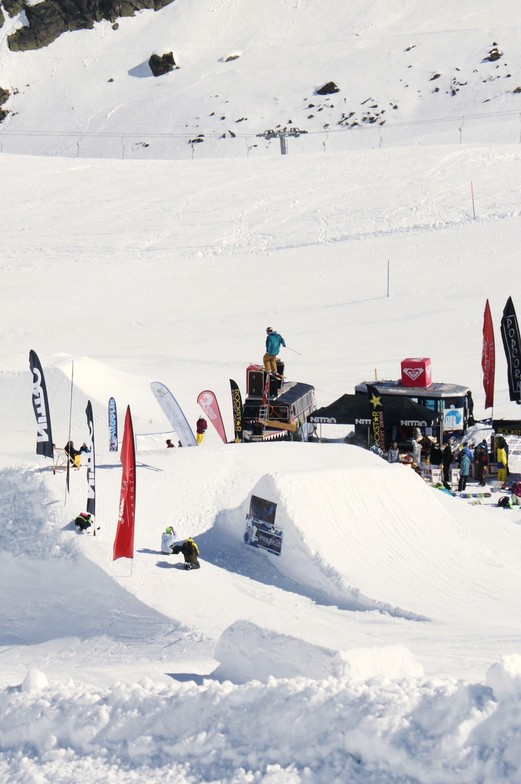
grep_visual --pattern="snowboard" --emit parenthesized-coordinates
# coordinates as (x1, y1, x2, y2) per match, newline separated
(459, 492, 492, 499)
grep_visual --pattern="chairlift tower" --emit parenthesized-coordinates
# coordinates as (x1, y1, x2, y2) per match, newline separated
(257, 127, 307, 155)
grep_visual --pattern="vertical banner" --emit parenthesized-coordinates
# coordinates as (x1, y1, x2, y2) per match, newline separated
(85, 401, 96, 518)
(500, 296, 521, 404)
(113, 406, 136, 561)
(197, 390, 228, 443)
(29, 350, 54, 458)
(367, 384, 386, 452)
(108, 396, 118, 452)
(229, 379, 243, 443)
(481, 299, 495, 410)
(66, 360, 74, 495)
(150, 382, 197, 447)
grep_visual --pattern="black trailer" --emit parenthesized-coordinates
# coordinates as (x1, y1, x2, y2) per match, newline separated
(354, 379, 471, 448)
(242, 362, 316, 441)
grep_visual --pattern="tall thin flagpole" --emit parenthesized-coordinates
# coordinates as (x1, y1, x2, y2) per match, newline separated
(65, 360, 74, 503)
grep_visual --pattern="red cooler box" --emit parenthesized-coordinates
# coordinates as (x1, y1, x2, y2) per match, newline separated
(401, 357, 431, 387)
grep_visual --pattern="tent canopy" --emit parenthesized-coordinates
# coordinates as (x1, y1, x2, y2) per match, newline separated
(308, 394, 440, 427)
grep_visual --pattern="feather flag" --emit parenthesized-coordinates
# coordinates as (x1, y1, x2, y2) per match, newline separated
(500, 296, 521, 404)
(197, 390, 228, 443)
(150, 382, 197, 447)
(113, 406, 136, 560)
(229, 379, 243, 443)
(367, 384, 386, 452)
(85, 401, 96, 518)
(29, 350, 54, 458)
(108, 396, 118, 452)
(481, 299, 495, 410)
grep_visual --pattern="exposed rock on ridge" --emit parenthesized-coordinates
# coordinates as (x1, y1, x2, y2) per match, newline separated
(5, 0, 176, 51)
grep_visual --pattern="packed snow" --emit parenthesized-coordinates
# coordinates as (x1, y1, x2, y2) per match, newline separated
(2, 1, 521, 782)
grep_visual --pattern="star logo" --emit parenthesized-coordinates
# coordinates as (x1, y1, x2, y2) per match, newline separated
(369, 393, 382, 409)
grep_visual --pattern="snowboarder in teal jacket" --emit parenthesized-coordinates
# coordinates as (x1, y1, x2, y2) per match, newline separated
(263, 327, 286, 373)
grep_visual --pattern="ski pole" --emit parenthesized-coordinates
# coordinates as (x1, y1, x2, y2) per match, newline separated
(285, 346, 302, 356)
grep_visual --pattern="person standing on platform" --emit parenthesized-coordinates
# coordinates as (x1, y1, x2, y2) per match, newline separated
(263, 327, 286, 375)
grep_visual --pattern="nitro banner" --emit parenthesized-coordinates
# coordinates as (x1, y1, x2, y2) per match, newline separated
(113, 406, 136, 560)
(197, 390, 228, 443)
(85, 401, 96, 518)
(482, 299, 495, 410)
(29, 350, 54, 458)
(108, 396, 118, 452)
(500, 296, 521, 404)
(367, 384, 386, 452)
(150, 382, 197, 447)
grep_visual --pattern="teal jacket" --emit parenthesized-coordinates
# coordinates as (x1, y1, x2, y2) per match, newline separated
(266, 331, 286, 355)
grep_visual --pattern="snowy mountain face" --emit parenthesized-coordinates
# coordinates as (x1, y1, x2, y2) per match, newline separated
(2, 3, 521, 783)
(0, 0, 520, 158)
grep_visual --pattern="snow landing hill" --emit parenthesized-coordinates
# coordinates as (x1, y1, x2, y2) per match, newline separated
(2, 2, 521, 784)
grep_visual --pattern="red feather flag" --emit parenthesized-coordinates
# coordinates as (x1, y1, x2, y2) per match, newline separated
(197, 389, 228, 443)
(113, 406, 136, 561)
(481, 299, 495, 410)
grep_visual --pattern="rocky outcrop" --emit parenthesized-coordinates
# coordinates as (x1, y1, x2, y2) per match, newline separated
(315, 81, 340, 96)
(7, 0, 176, 51)
(148, 51, 176, 77)
(3, 0, 25, 14)
(0, 87, 10, 122)
(484, 45, 503, 63)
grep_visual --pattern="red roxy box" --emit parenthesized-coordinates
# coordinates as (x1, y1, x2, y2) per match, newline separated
(400, 357, 432, 388)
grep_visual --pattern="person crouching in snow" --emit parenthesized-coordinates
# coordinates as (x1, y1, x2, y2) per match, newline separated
(65, 441, 89, 468)
(196, 417, 207, 445)
(75, 512, 93, 532)
(161, 526, 177, 553)
(171, 537, 200, 570)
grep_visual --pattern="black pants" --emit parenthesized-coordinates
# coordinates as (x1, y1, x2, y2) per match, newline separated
(476, 465, 487, 485)
(458, 474, 468, 492)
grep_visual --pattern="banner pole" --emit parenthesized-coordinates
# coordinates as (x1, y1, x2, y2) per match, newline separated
(64, 360, 75, 505)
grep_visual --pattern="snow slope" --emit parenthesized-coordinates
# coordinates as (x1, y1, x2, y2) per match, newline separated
(1, 0, 521, 157)
(2, 1, 521, 782)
